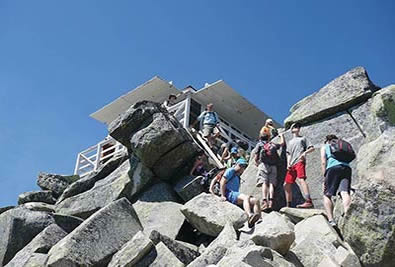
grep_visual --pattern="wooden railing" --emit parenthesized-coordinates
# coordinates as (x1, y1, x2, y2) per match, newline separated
(74, 138, 126, 177)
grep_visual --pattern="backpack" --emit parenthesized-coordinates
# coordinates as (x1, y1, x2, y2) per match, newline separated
(258, 141, 280, 165)
(200, 167, 235, 196)
(328, 139, 356, 163)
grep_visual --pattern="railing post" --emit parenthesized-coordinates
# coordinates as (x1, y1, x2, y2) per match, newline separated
(94, 142, 102, 171)
(183, 93, 191, 128)
(74, 153, 81, 175)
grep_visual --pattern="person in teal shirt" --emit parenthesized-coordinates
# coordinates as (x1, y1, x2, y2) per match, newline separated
(321, 134, 352, 227)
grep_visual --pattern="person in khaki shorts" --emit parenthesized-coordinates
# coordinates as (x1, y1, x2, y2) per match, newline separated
(255, 132, 285, 211)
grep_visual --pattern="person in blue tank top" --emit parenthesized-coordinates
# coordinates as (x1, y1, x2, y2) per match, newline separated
(320, 134, 352, 227)
(220, 158, 261, 228)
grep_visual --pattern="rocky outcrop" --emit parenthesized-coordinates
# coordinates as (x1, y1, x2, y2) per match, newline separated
(280, 207, 326, 224)
(109, 101, 200, 180)
(55, 157, 153, 219)
(0, 207, 55, 266)
(108, 231, 154, 267)
(338, 129, 395, 267)
(57, 151, 128, 203)
(18, 190, 56, 205)
(239, 212, 295, 255)
(285, 67, 380, 128)
(180, 193, 247, 237)
(371, 84, 395, 126)
(37, 172, 79, 198)
(5, 224, 67, 267)
(46, 198, 143, 266)
(174, 175, 205, 202)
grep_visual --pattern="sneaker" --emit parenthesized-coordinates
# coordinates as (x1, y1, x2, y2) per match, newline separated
(261, 200, 268, 211)
(328, 220, 337, 227)
(248, 213, 261, 228)
(296, 200, 314, 208)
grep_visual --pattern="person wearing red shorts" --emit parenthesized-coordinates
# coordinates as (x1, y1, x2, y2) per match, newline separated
(283, 123, 315, 208)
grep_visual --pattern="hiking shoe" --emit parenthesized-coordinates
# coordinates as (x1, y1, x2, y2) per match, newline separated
(261, 200, 268, 211)
(296, 200, 314, 208)
(248, 213, 261, 228)
(328, 220, 337, 227)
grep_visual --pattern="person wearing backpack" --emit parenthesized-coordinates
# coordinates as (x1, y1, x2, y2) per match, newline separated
(321, 135, 355, 227)
(255, 132, 285, 211)
(219, 158, 261, 228)
(196, 103, 220, 148)
(284, 123, 315, 208)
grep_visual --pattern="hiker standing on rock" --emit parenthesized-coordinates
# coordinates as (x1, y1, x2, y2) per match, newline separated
(321, 135, 354, 226)
(283, 123, 315, 208)
(220, 158, 261, 228)
(259, 118, 278, 140)
(255, 132, 285, 211)
(196, 103, 220, 148)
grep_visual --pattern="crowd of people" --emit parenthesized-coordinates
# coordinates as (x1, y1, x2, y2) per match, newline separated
(166, 97, 354, 228)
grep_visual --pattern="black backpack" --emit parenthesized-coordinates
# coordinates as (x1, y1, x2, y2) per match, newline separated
(258, 141, 280, 165)
(329, 139, 356, 163)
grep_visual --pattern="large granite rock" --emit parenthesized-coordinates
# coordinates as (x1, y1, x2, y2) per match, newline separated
(174, 175, 205, 203)
(23, 253, 48, 267)
(339, 129, 395, 267)
(291, 236, 338, 267)
(133, 201, 185, 239)
(187, 223, 236, 267)
(136, 182, 180, 203)
(18, 190, 56, 205)
(108, 231, 154, 267)
(240, 212, 295, 255)
(57, 151, 128, 203)
(21, 202, 55, 213)
(285, 67, 380, 128)
(37, 172, 79, 197)
(56, 157, 154, 219)
(5, 224, 67, 267)
(180, 193, 247, 237)
(46, 198, 143, 267)
(108, 101, 199, 180)
(149, 230, 200, 265)
(294, 215, 341, 247)
(0, 207, 14, 215)
(280, 207, 326, 224)
(136, 242, 185, 267)
(217, 241, 295, 267)
(371, 84, 395, 126)
(0, 207, 55, 266)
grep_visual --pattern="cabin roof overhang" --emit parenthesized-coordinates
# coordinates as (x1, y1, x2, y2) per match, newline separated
(90, 76, 281, 139)
(90, 76, 180, 124)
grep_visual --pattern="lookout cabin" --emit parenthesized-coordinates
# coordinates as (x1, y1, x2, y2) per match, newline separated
(74, 76, 281, 177)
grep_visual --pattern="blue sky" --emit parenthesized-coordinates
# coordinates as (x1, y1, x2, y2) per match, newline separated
(0, 1, 394, 206)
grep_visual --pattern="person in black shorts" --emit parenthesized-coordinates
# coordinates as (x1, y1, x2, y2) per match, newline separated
(321, 135, 352, 226)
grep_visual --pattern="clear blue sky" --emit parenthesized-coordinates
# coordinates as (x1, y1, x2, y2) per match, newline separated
(1, 1, 394, 206)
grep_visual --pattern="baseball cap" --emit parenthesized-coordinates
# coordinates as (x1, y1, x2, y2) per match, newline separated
(236, 158, 248, 166)
(230, 147, 238, 154)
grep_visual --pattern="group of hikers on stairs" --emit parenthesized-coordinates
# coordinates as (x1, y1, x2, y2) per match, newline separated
(165, 97, 356, 229)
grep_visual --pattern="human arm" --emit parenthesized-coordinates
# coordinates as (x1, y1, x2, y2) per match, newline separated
(189, 159, 200, 176)
(209, 176, 217, 194)
(279, 132, 285, 146)
(220, 176, 227, 201)
(320, 145, 327, 176)
(221, 146, 230, 162)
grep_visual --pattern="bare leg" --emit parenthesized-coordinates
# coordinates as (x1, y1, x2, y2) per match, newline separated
(284, 183, 292, 204)
(237, 194, 251, 215)
(298, 178, 311, 199)
(262, 184, 269, 200)
(323, 195, 334, 221)
(250, 198, 261, 215)
(340, 191, 351, 214)
(269, 184, 275, 199)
